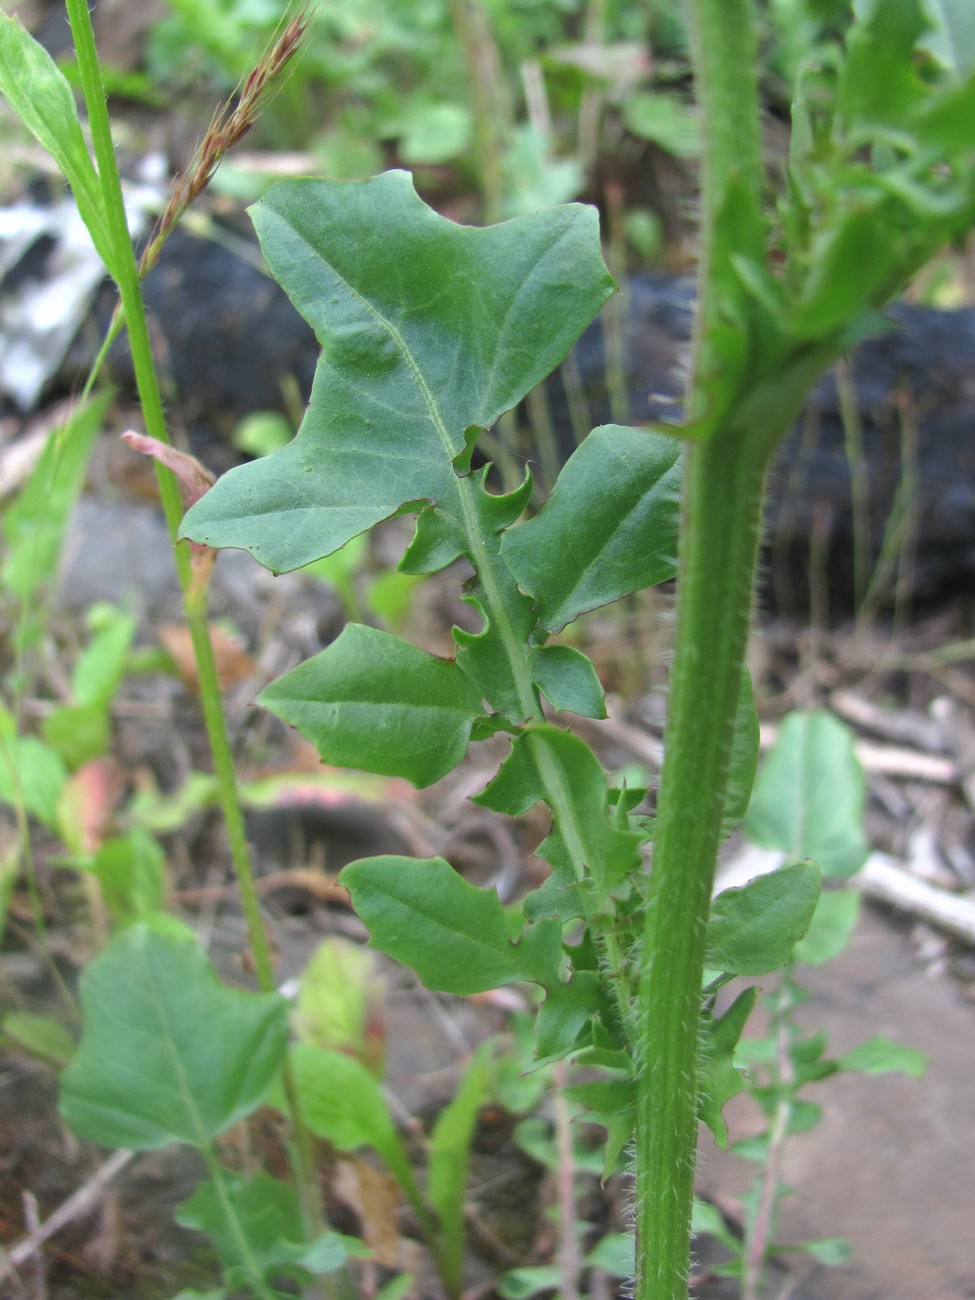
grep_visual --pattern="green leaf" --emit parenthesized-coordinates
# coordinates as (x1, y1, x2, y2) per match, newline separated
(475, 726, 644, 920)
(398, 100, 472, 164)
(534, 971, 606, 1065)
(922, 0, 975, 75)
(0, 16, 114, 273)
(85, 829, 168, 924)
(794, 887, 860, 965)
(450, 482, 541, 719)
(42, 702, 110, 771)
(375, 1277, 417, 1300)
(71, 606, 138, 705)
(0, 719, 68, 831)
(1, 1011, 76, 1067)
(789, 1236, 852, 1266)
(744, 711, 869, 878)
(721, 668, 760, 837)
(530, 644, 606, 718)
(498, 1266, 562, 1299)
(258, 623, 484, 788)
(838, 1035, 927, 1077)
(837, 0, 929, 136)
(707, 861, 821, 975)
(176, 1169, 352, 1281)
(289, 1043, 416, 1193)
(698, 987, 758, 1148)
(622, 91, 701, 157)
(60, 924, 288, 1149)
(181, 171, 613, 573)
(562, 1075, 635, 1177)
(293, 938, 386, 1074)
(501, 425, 681, 632)
(586, 1232, 635, 1278)
(428, 1043, 491, 1290)
(790, 200, 894, 337)
(125, 770, 220, 834)
(2, 396, 107, 609)
(340, 855, 564, 995)
(691, 1197, 740, 1254)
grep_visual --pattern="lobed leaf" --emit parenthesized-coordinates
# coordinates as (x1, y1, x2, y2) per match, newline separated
(707, 860, 821, 975)
(562, 1075, 635, 1177)
(534, 971, 609, 1066)
(340, 855, 564, 994)
(698, 987, 758, 1148)
(181, 171, 614, 573)
(530, 645, 607, 720)
(60, 924, 288, 1150)
(501, 425, 681, 632)
(836, 0, 928, 137)
(475, 725, 644, 920)
(258, 623, 484, 788)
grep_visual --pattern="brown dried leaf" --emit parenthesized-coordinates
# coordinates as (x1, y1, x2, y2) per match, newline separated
(333, 1158, 419, 1271)
(60, 757, 125, 854)
(158, 623, 258, 692)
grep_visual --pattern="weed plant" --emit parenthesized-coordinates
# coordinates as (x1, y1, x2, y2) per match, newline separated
(0, 2, 973, 1299)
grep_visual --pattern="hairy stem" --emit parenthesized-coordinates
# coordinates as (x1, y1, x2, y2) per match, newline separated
(635, 433, 768, 1299)
(633, 1, 767, 1295)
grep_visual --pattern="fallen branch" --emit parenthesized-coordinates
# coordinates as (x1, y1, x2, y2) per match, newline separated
(0, 1148, 134, 1280)
(857, 852, 975, 947)
(760, 724, 959, 785)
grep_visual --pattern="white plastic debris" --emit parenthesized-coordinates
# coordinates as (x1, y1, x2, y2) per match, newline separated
(0, 181, 159, 410)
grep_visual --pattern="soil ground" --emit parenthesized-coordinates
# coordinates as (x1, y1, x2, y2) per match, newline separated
(1, 468, 974, 1297)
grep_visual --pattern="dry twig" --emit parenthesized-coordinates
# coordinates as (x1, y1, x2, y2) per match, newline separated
(858, 852, 975, 947)
(0, 1149, 134, 1282)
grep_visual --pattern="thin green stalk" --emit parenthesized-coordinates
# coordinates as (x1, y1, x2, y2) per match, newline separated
(451, 0, 509, 224)
(578, 0, 608, 173)
(65, 0, 187, 559)
(633, 1, 767, 1296)
(742, 974, 795, 1300)
(835, 359, 870, 611)
(64, 0, 325, 1246)
(452, 470, 634, 1031)
(201, 1148, 278, 1300)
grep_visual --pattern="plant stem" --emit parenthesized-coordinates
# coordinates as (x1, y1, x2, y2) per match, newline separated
(635, 433, 768, 1299)
(742, 975, 795, 1300)
(202, 1148, 278, 1300)
(65, 0, 325, 1243)
(451, 0, 509, 223)
(553, 1060, 581, 1300)
(65, 0, 187, 562)
(633, 1, 767, 1296)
